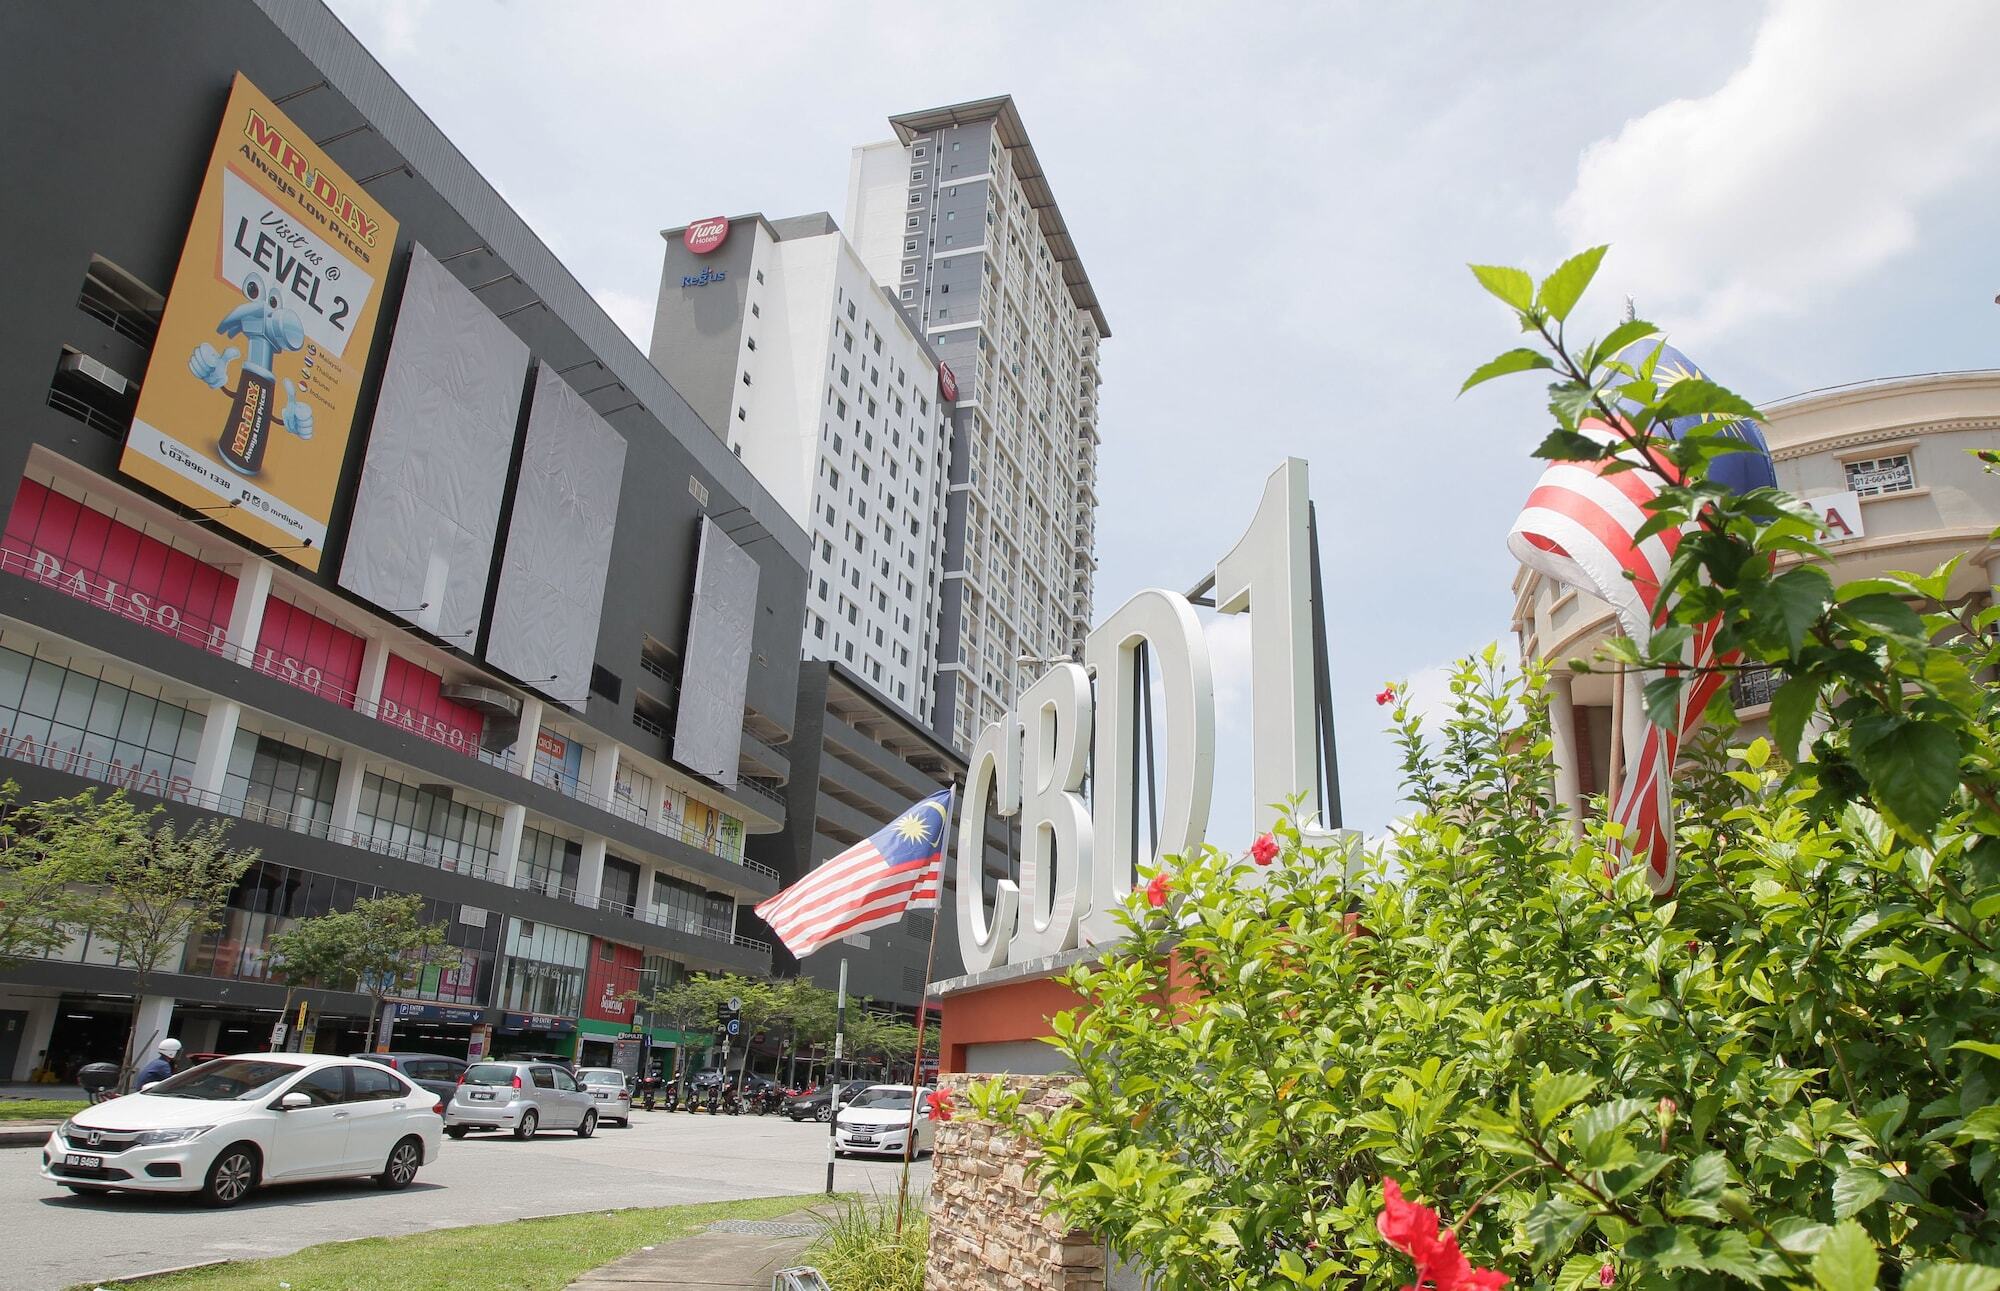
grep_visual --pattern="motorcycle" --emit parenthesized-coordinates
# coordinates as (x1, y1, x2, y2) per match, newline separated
(637, 1074, 661, 1112)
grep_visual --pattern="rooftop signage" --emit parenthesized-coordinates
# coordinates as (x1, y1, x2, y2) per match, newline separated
(684, 217, 730, 255)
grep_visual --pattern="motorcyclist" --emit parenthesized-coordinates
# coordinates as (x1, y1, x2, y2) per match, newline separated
(135, 1038, 181, 1088)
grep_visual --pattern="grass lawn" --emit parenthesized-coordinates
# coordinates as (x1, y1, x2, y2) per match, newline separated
(78, 1193, 847, 1291)
(0, 1098, 85, 1121)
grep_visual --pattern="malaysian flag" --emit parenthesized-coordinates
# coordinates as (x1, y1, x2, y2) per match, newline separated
(1508, 341, 1775, 893)
(755, 787, 955, 959)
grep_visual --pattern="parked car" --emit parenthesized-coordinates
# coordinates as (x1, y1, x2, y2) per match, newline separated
(787, 1078, 877, 1123)
(42, 1053, 442, 1206)
(833, 1084, 937, 1158)
(355, 1052, 467, 1104)
(573, 1067, 634, 1127)
(445, 1060, 598, 1139)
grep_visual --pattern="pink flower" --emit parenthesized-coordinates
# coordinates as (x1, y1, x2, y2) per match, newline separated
(1145, 873, 1171, 908)
(1376, 684, 1398, 706)
(1250, 834, 1279, 866)
(1599, 1264, 1616, 1287)
(1377, 1179, 1510, 1291)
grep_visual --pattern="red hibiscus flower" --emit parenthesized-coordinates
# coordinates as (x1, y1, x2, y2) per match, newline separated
(926, 1089, 955, 1122)
(1377, 1179, 1509, 1290)
(1145, 873, 1171, 908)
(1250, 834, 1279, 866)
(1375, 684, 1398, 706)
(1598, 1264, 1616, 1287)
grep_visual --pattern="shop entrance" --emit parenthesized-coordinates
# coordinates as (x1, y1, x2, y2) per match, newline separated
(43, 997, 134, 1079)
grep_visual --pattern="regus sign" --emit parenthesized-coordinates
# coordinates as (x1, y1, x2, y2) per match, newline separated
(955, 459, 1327, 974)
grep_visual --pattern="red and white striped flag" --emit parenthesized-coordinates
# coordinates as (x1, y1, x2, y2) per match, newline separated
(754, 788, 954, 959)
(1507, 343, 1773, 893)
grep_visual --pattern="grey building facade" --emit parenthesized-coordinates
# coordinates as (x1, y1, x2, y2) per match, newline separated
(0, 0, 808, 1075)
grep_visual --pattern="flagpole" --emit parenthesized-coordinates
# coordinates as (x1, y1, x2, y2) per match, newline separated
(825, 956, 847, 1196)
(896, 790, 955, 1235)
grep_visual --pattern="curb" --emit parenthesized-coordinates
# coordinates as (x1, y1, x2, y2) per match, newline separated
(90, 1259, 228, 1286)
(0, 1122, 55, 1147)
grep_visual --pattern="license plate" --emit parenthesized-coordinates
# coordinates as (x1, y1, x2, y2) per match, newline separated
(471, 1091, 494, 1101)
(849, 1136, 876, 1145)
(64, 1154, 103, 1168)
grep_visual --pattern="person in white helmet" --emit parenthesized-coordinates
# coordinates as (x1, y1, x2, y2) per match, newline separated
(135, 1038, 182, 1088)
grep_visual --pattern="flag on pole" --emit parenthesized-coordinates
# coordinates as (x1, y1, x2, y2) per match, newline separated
(1507, 340, 1775, 893)
(755, 787, 954, 959)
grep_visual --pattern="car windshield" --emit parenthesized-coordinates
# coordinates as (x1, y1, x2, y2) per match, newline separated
(577, 1069, 624, 1086)
(462, 1063, 520, 1086)
(846, 1087, 922, 1111)
(143, 1059, 302, 1101)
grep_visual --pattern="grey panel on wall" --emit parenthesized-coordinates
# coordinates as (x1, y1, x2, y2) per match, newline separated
(674, 517, 759, 787)
(486, 365, 627, 709)
(338, 242, 528, 640)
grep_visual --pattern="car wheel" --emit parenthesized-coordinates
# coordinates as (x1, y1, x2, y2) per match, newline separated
(814, 1104, 832, 1123)
(514, 1109, 539, 1140)
(576, 1109, 597, 1139)
(200, 1143, 259, 1208)
(445, 1126, 469, 1139)
(377, 1136, 423, 1190)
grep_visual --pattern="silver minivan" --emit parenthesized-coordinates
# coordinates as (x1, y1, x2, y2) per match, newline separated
(445, 1061, 598, 1139)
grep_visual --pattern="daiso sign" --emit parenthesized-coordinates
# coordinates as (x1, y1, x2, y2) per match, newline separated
(684, 217, 730, 255)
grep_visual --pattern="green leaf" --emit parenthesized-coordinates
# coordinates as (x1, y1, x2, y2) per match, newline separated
(1526, 1195, 1591, 1255)
(1769, 673, 1818, 759)
(1905, 1264, 2000, 1291)
(1654, 377, 1761, 424)
(1643, 674, 1685, 728)
(1950, 1041, 2000, 1062)
(1810, 1219, 1880, 1291)
(1534, 428, 1613, 461)
(1840, 593, 1927, 640)
(1832, 1166, 1887, 1218)
(1592, 320, 1661, 370)
(1537, 245, 1608, 323)
(1462, 348, 1555, 395)
(1849, 712, 1963, 834)
(1469, 263, 1535, 312)
(1202, 1218, 1242, 1249)
(1746, 565, 1835, 654)
(1533, 1070, 1600, 1128)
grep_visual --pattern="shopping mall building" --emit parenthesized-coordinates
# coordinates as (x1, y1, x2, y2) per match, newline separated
(0, 2, 816, 1078)
(1515, 369, 2000, 809)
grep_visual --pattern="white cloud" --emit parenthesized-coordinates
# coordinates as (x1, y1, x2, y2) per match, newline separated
(1395, 661, 1462, 732)
(1558, 0, 2000, 338)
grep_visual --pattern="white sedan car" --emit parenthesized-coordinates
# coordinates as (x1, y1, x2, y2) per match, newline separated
(43, 1053, 444, 1206)
(833, 1084, 937, 1158)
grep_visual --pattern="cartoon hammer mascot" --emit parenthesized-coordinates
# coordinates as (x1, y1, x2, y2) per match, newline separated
(187, 272, 314, 476)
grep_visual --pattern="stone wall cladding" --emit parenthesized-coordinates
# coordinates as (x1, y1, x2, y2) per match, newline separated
(924, 1073, 1108, 1290)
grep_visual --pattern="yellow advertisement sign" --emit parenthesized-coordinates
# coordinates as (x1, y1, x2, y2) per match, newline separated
(121, 73, 399, 571)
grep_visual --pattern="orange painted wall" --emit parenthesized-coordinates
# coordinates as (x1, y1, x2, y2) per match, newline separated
(938, 954, 1204, 1074)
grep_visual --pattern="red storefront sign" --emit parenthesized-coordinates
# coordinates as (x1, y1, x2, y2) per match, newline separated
(254, 597, 367, 705)
(938, 361, 959, 403)
(683, 217, 730, 255)
(584, 941, 644, 1024)
(377, 654, 485, 755)
(0, 478, 237, 652)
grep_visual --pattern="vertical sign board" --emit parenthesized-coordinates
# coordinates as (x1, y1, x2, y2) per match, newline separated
(121, 74, 399, 571)
(673, 518, 759, 789)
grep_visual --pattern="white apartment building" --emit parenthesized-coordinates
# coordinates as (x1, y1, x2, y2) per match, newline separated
(649, 213, 955, 724)
(845, 97, 1108, 749)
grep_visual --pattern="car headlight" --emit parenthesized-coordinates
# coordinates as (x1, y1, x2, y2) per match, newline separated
(58, 1119, 75, 1141)
(133, 1126, 215, 1146)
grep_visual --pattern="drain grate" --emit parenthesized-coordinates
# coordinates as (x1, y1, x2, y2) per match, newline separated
(708, 1219, 826, 1238)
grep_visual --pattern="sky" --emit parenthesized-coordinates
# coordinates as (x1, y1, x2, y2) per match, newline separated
(327, 0, 2000, 841)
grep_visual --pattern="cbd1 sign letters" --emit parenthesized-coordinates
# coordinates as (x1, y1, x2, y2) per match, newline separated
(955, 459, 1329, 974)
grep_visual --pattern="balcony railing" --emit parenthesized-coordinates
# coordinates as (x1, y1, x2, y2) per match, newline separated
(0, 553, 775, 879)
(1731, 665, 1786, 709)
(518, 872, 770, 956)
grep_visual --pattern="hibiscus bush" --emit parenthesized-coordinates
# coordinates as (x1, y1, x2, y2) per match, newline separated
(969, 253, 2000, 1289)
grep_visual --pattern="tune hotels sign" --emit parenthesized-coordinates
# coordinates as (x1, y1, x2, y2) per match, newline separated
(683, 217, 730, 256)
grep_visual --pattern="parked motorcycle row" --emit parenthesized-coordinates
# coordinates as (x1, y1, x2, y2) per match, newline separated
(633, 1072, 795, 1116)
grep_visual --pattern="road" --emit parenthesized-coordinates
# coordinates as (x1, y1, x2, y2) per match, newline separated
(2, 1110, 932, 1290)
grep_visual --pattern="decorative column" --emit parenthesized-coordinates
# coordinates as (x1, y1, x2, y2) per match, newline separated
(1545, 672, 1584, 831)
(497, 804, 527, 886)
(578, 838, 607, 907)
(224, 559, 273, 658)
(512, 697, 544, 782)
(189, 700, 242, 798)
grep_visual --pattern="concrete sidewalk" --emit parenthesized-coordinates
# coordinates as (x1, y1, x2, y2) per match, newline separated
(567, 1211, 833, 1290)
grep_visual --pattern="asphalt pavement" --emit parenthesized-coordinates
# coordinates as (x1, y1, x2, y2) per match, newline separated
(0, 1109, 930, 1291)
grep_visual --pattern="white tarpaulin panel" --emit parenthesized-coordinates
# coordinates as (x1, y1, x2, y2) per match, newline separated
(486, 365, 627, 708)
(673, 517, 759, 787)
(338, 243, 527, 640)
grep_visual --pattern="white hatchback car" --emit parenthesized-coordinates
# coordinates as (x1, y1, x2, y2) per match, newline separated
(42, 1053, 443, 1206)
(833, 1084, 937, 1158)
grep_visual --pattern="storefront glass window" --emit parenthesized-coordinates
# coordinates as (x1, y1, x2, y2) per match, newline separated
(0, 644, 202, 799)
(355, 772, 503, 872)
(221, 730, 339, 830)
(499, 918, 589, 1017)
(518, 826, 582, 898)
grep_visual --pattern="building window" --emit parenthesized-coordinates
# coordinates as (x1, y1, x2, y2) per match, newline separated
(900, 288, 913, 301)
(750, 302, 760, 317)
(736, 408, 746, 421)
(356, 773, 503, 874)
(912, 170, 924, 182)
(902, 264, 916, 278)
(0, 645, 202, 798)
(222, 730, 339, 829)
(914, 146, 927, 158)
(1844, 453, 1917, 497)
(904, 240, 916, 252)
(517, 827, 583, 900)
(755, 270, 765, 284)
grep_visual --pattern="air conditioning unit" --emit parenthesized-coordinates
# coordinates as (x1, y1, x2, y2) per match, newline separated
(59, 351, 132, 395)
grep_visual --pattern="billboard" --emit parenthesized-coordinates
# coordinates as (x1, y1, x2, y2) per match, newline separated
(672, 517, 759, 788)
(120, 74, 400, 572)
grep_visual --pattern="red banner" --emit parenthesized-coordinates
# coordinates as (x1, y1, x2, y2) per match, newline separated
(1, 478, 237, 652)
(255, 598, 366, 704)
(377, 654, 484, 755)
(584, 940, 644, 1024)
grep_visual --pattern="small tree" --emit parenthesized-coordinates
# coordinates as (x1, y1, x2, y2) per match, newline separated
(265, 907, 363, 1048)
(634, 974, 732, 1093)
(87, 796, 256, 1088)
(0, 784, 129, 967)
(310, 893, 451, 1050)
(768, 978, 839, 1087)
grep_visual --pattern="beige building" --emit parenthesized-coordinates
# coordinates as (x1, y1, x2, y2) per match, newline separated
(1513, 369, 2000, 817)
